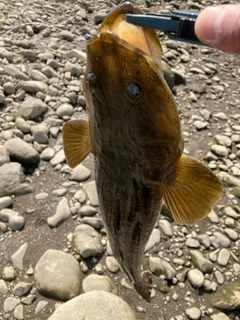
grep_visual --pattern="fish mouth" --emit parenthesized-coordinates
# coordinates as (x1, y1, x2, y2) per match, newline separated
(91, 1, 162, 65)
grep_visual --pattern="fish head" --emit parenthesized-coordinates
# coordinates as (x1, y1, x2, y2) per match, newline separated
(83, 1, 182, 167)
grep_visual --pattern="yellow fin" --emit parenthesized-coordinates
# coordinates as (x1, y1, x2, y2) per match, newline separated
(162, 156, 223, 225)
(62, 119, 91, 168)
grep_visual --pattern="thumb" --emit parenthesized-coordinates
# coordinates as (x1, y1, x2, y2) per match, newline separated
(195, 4, 240, 54)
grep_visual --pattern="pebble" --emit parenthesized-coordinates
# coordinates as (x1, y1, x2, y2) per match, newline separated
(144, 228, 161, 252)
(79, 205, 98, 216)
(34, 249, 83, 301)
(185, 307, 201, 320)
(72, 224, 104, 258)
(189, 250, 213, 273)
(187, 269, 204, 288)
(105, 256, 120, 273)
(47, 197, 71, 228)
(70, 164, 91, 181)
(3, 297, 20, 312)
(159, 219, 173, 236)
(11, 242, 28, 270)
(217, 249, 230, 266)
(48, 291, 137, 320)
(149, 257, 176, 280)
(82, 274, 117, 294)
(83, 181, 99, 206)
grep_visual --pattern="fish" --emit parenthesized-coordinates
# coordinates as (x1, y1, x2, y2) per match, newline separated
(62, 1, 223, 303)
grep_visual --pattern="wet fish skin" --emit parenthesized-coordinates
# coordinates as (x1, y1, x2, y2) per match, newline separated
(62, 1, 223, 303)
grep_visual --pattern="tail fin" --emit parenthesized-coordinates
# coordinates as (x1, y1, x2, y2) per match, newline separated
(134, 271, 152, 303)
(162, 156, 223, 225)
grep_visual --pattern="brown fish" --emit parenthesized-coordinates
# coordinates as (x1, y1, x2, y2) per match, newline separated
(62, 1, 223, 302)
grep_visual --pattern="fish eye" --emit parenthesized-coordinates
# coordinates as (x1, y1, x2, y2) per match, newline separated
(127, 83, 142, 100)
(85, 34, 93, 41)
(87, 72, 97, 89)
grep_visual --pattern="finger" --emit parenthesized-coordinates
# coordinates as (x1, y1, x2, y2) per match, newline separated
(194, 5, 240, 54)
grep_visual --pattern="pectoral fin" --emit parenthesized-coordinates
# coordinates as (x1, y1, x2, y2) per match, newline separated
(162, 156, 223, 225)
(62, 119, 91, 168)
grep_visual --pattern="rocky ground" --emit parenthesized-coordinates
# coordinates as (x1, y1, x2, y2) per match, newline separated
(0, 0, 240, 319)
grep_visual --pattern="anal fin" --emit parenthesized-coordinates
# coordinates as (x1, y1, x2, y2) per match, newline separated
(62, 119, 91, 168)
(162, 156, 223, 225)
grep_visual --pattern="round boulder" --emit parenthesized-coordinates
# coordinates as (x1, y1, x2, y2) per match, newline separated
(47, 291, 137, 320)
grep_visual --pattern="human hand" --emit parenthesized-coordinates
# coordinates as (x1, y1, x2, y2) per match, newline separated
(195, 4, 240, 54)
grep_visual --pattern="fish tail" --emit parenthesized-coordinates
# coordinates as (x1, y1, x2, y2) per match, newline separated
(134, 270, 152, 303)
(162, 156, 223, 225)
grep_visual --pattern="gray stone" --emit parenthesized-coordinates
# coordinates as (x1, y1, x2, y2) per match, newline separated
(82, 217, 104, 229)
(74, 189, 87, 204)
(214, 135, 232, 147)
(20, 97, 48, 120)
(213, 232, 231, 248)
(72, 224, 104, 258)
(208, 210, 220, 223)
(31, 125, 49, 144)
(0, 162, 33, 197)
(35, 300, 49, 314)
(0, 196, 12, 210)
(3, 297, 20, 312)
(70, 164, 91, 182)
(9, 215, 25, 231)
(0, 145, 10, 166)
(186, 238, 200, 248)
(158, 219, 172, 236)
(83, 180, 99, 206)
(82, 274, 117, 294)
(2, 266, 16, 280)
(217, 249, 230, 266)
(149, 256, 176, 280)
(35, 192, 49, 200)
(64, 61, 82, 77)
(60, 31, 75, 41)
(194, 120, 208, 130)
(211, 144, 229, 157)
(16, 81, 48, 94)
(185, 307, 201, 320)
(42, 66, 59, 78)
(0, 48, 13, 62)
(69, 49, 86, 60)
(40, 147, 55, 160)
(3, 81, 15, 94)
(47, 197, 71, 228)
(0, 208, 19, 222)
(4, 65, 28, 79)
(13, 304, 24, 320)
(144, 228, 161, 252)
(161, 60, 174, 89)
(13, 282, 32, 296)
(47, 291, 137, 320)
(211, 313, 230, 320)
(50, 149, 65, 166)
(79, 205, 97, 216)
(15, 118, 31, 133)
(4, 138, 40, 165)
(0, 279, 8, 294)
(106, 256, 120, 273)
(187, 269, 204, 288)
(35, 249, 82, 301)
(211, 279, 240, 311)
(11, 242, 28, 270)
(31, 69, 49, 82)
(224, 206, 240, 218)
(189, 250, 213, 273)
